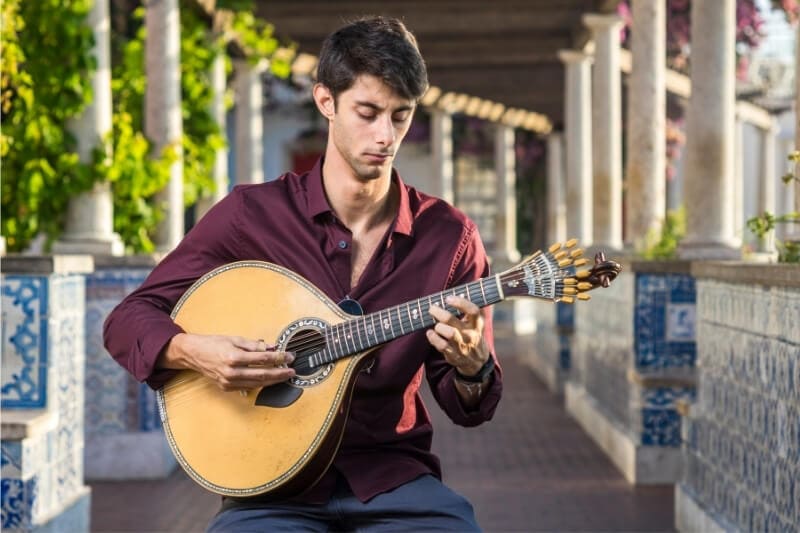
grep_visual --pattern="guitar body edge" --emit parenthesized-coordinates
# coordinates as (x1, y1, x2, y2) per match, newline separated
(157, 261, 369, 498)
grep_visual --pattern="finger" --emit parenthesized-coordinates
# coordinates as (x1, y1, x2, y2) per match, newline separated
(232, 337, 277, 352)
(426, 329, 451, 354)
(428, 304, 461, 328)
(445, 296, 482, 327)
(222, 366, 296, 388)
(433, 321, 463, 345)
(230, 349, 295, 367)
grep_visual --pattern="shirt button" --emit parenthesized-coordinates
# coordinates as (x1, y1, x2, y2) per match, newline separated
(338, 240, 348, 249)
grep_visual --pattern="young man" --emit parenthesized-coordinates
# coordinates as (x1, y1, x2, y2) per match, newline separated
(104, 16, 501, 531)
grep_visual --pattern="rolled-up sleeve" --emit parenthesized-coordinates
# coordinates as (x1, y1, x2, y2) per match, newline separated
(424, 223, 502, 427)
(103, 190, 247, 389)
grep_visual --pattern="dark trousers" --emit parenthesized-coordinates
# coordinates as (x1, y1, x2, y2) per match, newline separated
(206, 474, 481, 532)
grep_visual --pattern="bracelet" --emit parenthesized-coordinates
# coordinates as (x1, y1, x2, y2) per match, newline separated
(455, 357, 495, 383)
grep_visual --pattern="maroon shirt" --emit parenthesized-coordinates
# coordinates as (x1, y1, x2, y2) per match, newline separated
(103, 158, 502, 503)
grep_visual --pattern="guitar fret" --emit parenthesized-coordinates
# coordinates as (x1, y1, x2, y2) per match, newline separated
(396, 306, 405, 335)
(416, 299, 424, 328)
(479, 278, 487, 306)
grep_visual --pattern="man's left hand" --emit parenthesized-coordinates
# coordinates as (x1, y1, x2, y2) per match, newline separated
(427, 295, 489, 376)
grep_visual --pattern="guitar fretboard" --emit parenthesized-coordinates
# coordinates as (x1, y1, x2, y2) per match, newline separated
(308, 276, 504, 368)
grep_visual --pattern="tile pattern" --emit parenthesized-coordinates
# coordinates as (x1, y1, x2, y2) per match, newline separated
(84, 267, 157, 436)
(635, 273, 696, 369)
(1, 276, 48, 408)
(570, 272, 696, 450)
(1, 273, 89, 531)
(683, 280, 800, 532)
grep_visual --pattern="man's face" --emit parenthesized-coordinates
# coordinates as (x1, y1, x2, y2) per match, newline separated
(321, 75, 416, 181)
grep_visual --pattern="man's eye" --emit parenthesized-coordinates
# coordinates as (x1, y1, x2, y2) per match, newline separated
(393, 113, 409, 123)
(359, 113, 376, 120)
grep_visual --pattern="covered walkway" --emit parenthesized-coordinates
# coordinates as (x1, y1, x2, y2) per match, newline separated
(89, 337, 674, 532)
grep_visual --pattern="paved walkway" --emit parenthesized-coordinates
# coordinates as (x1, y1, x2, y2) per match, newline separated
(89, 338, 675, 532)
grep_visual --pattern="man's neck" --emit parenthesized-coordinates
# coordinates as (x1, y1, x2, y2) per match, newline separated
(321, 153, 397, 233)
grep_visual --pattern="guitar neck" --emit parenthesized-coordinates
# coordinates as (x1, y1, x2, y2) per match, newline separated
(310, 275, 505, 367)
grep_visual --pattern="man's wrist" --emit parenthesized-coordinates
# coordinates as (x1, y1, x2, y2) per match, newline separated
(455, 357, 495, 383)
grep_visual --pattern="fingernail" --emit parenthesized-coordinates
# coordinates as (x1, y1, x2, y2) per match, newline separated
(284, 352, 295, 363)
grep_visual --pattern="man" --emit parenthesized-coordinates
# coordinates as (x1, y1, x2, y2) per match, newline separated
(104, 15, 501, 531)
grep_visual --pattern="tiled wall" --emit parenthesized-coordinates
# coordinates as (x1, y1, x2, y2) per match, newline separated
(2, 273, 90, 531)
(572, 267, 696, 449)
(84, 268, 160, 438)
(680, 280, 800, 531)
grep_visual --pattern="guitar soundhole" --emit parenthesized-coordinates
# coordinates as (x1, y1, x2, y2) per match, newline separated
(277, 319, 334, 387)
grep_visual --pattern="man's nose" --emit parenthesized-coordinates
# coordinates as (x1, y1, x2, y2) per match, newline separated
(374, 115, 396, 146)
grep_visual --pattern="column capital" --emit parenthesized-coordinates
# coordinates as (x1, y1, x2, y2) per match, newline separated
(557, 49, 593, 65)
(583, 13, 623, 32)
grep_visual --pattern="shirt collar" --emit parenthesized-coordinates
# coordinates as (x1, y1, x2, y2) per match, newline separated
(305, 157, 413, 238)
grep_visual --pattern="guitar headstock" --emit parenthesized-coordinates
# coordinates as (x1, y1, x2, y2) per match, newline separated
(499, 239, 622, 303)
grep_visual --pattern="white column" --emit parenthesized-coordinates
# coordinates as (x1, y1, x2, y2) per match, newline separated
(558, 50, 593, 245)
(494, 124, 521, 264)
(146, 0, 183, 252)
(756, 121, 779, 254)
(196, 52, 229, 219)
(679, 0, 739, 259)
(234, 59, 267, 184)
(625, 0, 665, 250)
(54, 0, 124, 256)
(733, 119, 744, 244)
(431, 109, 455, 204)
(546, 133, 567, 244)
(584, 14, 623, 250)
(789, 22, 800, 243)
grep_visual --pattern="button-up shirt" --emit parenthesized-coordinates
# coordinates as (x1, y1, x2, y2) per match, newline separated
(103, 158, 502, 503)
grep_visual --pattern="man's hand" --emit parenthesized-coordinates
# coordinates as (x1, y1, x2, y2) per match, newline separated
(160, 333, 296, 391)
(426, 295, 489, 376)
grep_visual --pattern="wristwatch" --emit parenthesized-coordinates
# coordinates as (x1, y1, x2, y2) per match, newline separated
(455, 357, 495, 383)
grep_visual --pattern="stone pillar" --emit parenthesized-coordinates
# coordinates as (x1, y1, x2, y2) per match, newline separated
(558, 50, 594, 245)
(234, 59, 267, 184)
(54, 0, 124, 256)
(625, 0, 666, 250)
(492, 124, 534, 335)
(678, 0, 739, 259)
(584, 13, 623, 251)
(196, 52, 230, 219)
(790, 21, 800, 243)
(546, 133, 567, 244)
(1, 256, 94, 531)
(756, 121, 779, 255)
(146, 0, 184, 252)
(431, 109, 455, 204)
(733, 119, 744, 245)
(493, 124, 521, 264)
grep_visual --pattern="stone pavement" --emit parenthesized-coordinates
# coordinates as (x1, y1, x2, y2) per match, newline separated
(89, 338, 674, 532)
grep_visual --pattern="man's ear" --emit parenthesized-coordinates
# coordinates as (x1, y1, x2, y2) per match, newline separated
(313, 83, 335, 119)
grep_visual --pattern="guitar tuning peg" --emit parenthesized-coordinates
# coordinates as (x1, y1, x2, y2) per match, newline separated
(562, 287, 578, 295)
(577, 293, 591, 301)
(570, 248, 584, 259)
(549, 242, 562, 253)
(563, 278, 577, 285)
(554, 250, 568, 260)
(558, 258, 573, 268)
(565, 238, 578, 248)
(575, 270, 590, 279)
(577, 282, 593, 291)
(573, 258, 589, 267)
(560, 296, 574, 304)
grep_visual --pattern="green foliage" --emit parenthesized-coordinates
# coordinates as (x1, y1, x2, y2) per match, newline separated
(640, 207, 686, 260)
(746, 151, 800, 263)
(1, 0, 97, 251)
(2, 0, 295, 253)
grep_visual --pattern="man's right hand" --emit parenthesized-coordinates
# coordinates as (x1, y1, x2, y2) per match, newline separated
(159, 333, 296, 391)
